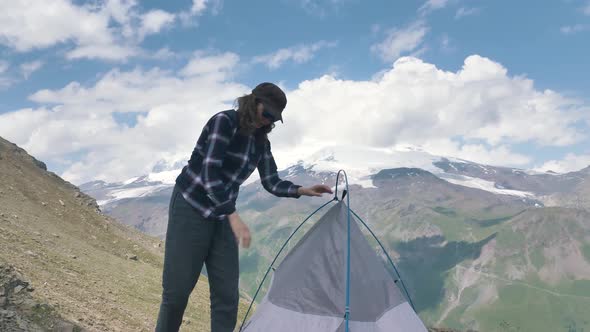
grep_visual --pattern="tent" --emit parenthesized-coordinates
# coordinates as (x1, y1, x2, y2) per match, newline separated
(240, 171, 428, 332)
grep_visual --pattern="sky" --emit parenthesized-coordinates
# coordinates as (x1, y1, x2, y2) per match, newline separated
(0, 0, 589, 185)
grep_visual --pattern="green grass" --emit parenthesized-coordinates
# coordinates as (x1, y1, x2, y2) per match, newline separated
(442, 285, 480, 329)
(495, 229, 525, 249)
(432, 206, 458, 217)
(474, 284, 590, 332)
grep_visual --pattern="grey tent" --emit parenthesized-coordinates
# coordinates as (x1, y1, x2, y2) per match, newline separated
(241, 200, 427, 331)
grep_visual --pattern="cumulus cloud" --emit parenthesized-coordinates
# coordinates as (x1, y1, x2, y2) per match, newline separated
(534, 153, 590, 173)
(0, 0, 183, 61)
(1, 51, 247, 184)
(420, 139, 531, 167)
(1, 54, 588, 184)
(179, 0, 220, 25)
(274, 55, 588, 165)
(190, 0, 209, 14)
(371, 21, 429, 62)
(0, 0, 110, 52)
(138, 9, 176, 40)
(252, 41, 337, 69)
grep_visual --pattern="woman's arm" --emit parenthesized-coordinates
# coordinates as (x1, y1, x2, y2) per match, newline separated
(257, 140, 302, 198)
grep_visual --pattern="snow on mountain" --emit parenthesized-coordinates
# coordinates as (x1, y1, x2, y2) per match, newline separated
(84, 145, 552, 206)
(438, 173, 535, 198)
(145, 169, 180, 185)
(303, 145, 445, 174)
(289, 145, 441, 189)
(83, 160, 185, 206)
(96, 184, 170, 206)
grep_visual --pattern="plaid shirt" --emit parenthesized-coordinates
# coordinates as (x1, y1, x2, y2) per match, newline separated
(175, 109, 302, 221)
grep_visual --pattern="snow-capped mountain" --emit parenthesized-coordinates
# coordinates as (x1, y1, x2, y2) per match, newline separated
(80, 167, 180, 206)
(81, 145, 582, 208)
(290, 145, 540, 197)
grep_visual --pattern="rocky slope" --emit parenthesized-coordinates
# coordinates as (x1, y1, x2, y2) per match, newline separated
(0, 136, 248, 331)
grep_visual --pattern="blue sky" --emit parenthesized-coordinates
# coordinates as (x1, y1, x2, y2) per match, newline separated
(1, 0, 589, 184)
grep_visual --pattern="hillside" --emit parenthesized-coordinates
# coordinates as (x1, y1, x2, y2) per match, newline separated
(0, 136, 248, 331)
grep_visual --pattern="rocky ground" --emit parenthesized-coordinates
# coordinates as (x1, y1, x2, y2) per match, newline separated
(0, 263, 81, 332)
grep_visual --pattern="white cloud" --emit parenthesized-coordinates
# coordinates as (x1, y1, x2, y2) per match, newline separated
(455, 7, 481, 19)
(138, 10, 176, 40)
(180, 51, 240, 79)
(418, 0, 449, 15)
(420, 139, 531, 167)
(371, 21, 429, 62)
(179, 0, 220, 25)
(20, 60, 44, 79)
(252, 41, 337, 69)
(534, 153, 590, 173)
(66, 44, 140, 61)
(0, 0, 185, 61)
(0, 51, 246, 184)
(270, 55, 588, 166)
(560, 24, 590, 35)
(0, 0, 112, 52)
(190, 0, 209, 14)
(583, 1, 590, 15)
(1, 54, 588, 184)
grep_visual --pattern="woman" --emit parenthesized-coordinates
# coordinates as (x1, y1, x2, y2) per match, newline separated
(155, 82, 332, 332)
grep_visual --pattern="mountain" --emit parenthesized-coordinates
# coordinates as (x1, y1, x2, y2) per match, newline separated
(539, 166, 590, 210)
(80, 144, 590, 331)
(80, 145, 546, 238)
(79, 170, 178, 239)
(234, 166, 590, 331)
(0, 136, 248, 331)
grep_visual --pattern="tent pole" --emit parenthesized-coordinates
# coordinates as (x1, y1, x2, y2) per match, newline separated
(238, 198, 336, 331)
(336, 169, 352, 332)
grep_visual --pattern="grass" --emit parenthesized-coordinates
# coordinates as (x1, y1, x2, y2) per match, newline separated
(474, 283, 590, 332)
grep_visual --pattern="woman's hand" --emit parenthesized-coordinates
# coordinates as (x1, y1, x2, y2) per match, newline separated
(228, 212, 251, 248)
(297, 185, 333, 197)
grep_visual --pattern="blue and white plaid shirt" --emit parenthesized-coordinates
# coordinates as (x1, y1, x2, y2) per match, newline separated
(175, 109, 302, 221)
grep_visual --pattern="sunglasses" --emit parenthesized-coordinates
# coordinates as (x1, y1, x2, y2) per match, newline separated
(262, 110, 278, 123)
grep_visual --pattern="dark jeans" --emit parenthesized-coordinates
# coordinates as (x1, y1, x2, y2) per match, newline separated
(156, 185, 239, 332)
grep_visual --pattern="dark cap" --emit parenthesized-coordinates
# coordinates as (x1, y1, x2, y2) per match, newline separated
(252, 82, 287, 123)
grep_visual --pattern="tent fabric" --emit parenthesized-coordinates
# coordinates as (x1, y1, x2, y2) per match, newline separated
(242, 201, 427, 332)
